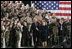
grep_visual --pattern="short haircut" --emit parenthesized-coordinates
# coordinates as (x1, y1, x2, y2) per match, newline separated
(61, 18, 64, 21)
(52, 17, 56, 19)
(48, 11, 51, 13)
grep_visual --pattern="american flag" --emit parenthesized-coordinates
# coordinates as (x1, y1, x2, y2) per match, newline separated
(31, 1, 71, 20)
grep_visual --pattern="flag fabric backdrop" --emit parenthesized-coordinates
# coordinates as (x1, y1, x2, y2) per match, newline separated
(32, 1, 71, 19)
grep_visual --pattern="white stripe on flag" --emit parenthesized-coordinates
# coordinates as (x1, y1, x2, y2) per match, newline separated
(60, 1, 71, 2)
(47, 10, 71, 13)
(56, 16, 71, 19)
(59, 5, 71, 7)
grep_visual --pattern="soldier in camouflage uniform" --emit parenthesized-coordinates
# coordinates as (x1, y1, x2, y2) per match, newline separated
(20, 13, 28, 47)
(49, 17, 60, 46)
(42, 8, 48, 18)
(25, 12, 33, 32)
(25, 12, 33, 46)
(65, 19, 71, 42)
(65, 17, 71, 37)
(1, 20, 6, 48)
(15, 21, 23, 48)
(5, 25, 10, 47)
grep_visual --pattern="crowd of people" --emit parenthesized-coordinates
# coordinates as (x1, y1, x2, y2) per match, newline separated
(1, 1, 71, 48)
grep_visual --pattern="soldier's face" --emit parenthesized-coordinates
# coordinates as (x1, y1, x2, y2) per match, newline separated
(17, 3, 19, 7)
(5, 1, 7, 4)
(54, 18, 57, 22)
(43, 8, 46, 12)
(27, 13, 30, 16)
(52, 19, 54, 22)
(26, 4, 29, 9)
(42, 22, 46, 26)
(48, 13, 51, 16)
(1, 1, 3, 3)
(20, 1, 22, 4)
(6, 26, 9, 30)
(15, 1, 18, 4)
(10, 1, 13, 3)
(17, 19, 19, 22)
(7, 1, 9, 3)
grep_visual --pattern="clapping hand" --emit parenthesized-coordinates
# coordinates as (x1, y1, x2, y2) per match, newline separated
(48, 36, 50, 39)
(36, 27, 38, 30)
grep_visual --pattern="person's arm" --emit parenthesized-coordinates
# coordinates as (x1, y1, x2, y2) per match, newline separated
(30, 23, 33, 33)
(21, 25, 23, 32)
(30, 23, 34, 37)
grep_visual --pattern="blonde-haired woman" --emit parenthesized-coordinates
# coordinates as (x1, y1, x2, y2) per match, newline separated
(40, 20, 48, 48)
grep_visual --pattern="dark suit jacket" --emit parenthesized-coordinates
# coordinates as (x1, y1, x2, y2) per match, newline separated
(59, 22, 67, 36)
(59, 22, 66, 31)
(30, 22, 39, 36)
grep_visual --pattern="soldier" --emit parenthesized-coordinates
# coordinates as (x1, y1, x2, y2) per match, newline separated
(25, 12, 33, 32)
(21, 22, 28, 47)
(8, 20, 15, 48)
(20, 13, 26, 24)
(4, 1, 9, 7)
(65, 18, 71, 39)
(9, 20, 19, 48)
(1, 3, 7, 18)
(15, 21, 23, 48)
(15, 9, 20, 20)
(15, 1, 20, 9)
(5, 4, 11, 14)
(49, 17, 60, 46)
(9, 8, 16, 19)
(1, 20, 6, 48)
(25, 12, 33, 46)
(45, 12, 52, 24)
(42, 8, 48, 18)
(9, 1, 14, 8)
(19, 1, 24, 7)
(5, 25, 10, 47)
(25, 4, 31, 13)
(1, 1, 4, 4)
(21, 4, 25, 12)
(30, 8, 37, 19)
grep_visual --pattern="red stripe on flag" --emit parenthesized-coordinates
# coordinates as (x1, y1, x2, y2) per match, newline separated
(55, 13, 71, 16)
(51, 13, 71, 16)
(59, 2, 71, 5)
(59, 7, 71, 10)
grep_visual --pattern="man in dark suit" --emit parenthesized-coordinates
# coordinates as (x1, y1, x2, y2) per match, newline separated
(59, 18, 67, 44)
(30, 18, 40, 48)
